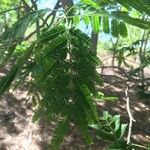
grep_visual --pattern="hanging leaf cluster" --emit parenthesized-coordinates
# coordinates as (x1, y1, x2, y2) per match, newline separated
(80, 0, 150, 34)
(0, 22, 102, 149)
(32, 25, 102, 148)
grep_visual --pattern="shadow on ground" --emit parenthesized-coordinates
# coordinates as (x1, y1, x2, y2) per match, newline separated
(98, 66, 150, 146)
(0, 64, 150, 149)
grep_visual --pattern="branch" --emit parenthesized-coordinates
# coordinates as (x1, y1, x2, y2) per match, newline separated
(23, 28, 38, 41)
(131, 143, 148, 150)
(23, 0, 61, 40)
(0, 6, 24, 15)
(20, 0, 31, 13)
(25, 129, 33, 150)
(21, 0, 49, 27)
(125, 86, 136, 144)
(100, 65, 150, 82)
(30, 0, 40, 37)
(49, 0, 61, 26)
(91, 31, 98, 53)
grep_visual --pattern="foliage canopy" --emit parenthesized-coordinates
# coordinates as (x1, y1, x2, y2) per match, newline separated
(0, 0, 150, 149)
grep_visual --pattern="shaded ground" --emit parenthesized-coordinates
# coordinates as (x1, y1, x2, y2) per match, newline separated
(0, 58, 150, 150)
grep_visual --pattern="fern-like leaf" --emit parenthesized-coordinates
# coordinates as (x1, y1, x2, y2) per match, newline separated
(111, 19, 119, 37)
(102, 17, 110, 34)
(118, 21, 128, 37)
(0, 65, 19, 95)
(50, 117, 69, 150)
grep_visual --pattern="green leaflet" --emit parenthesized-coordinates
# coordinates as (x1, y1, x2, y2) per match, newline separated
(102, 17, 110, 34)
(81, 0, 99, 9)
(113, 115, 121, 133)
(120, 124, 128, 138)
(73, 16, 80, 26)
(91, 15, 101, 33)
(118, 21, 128, 37)
(104, 96, 118, 102)
(98, 130, 116, 142)
(83, 15, 90, 25)
(111, 19, 119, 37)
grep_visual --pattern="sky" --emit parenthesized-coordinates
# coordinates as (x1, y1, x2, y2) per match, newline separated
(37, 0, 57, 9)
(37, 0, 111, 42)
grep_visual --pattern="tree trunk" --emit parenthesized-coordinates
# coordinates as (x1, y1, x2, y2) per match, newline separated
(61, 0, 74, 11)
(31, 0, 40, 38)
(91, 31, 98, 54)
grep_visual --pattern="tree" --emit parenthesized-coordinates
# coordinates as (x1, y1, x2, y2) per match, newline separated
(0, 0, 150, 149)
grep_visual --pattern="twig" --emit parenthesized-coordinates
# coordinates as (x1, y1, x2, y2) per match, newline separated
(21, 0, 49, 27)
(25, 129, 33, 150)
(131, 143, 148, 149)
(23, 0, 61, 41)
(0, 6, 25, 15)
(125, 85, 136, 144)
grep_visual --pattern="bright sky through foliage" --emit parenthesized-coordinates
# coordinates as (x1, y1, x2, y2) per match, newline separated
(37, 0, 111, 41)
(37, 0, 57, 9)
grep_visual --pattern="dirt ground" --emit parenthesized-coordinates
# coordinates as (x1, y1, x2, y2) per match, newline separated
(0, 57, 150, 150)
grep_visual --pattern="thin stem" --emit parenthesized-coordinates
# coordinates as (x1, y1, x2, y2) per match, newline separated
(125, 86, 136, 144)
(131, 143, 148, 150)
